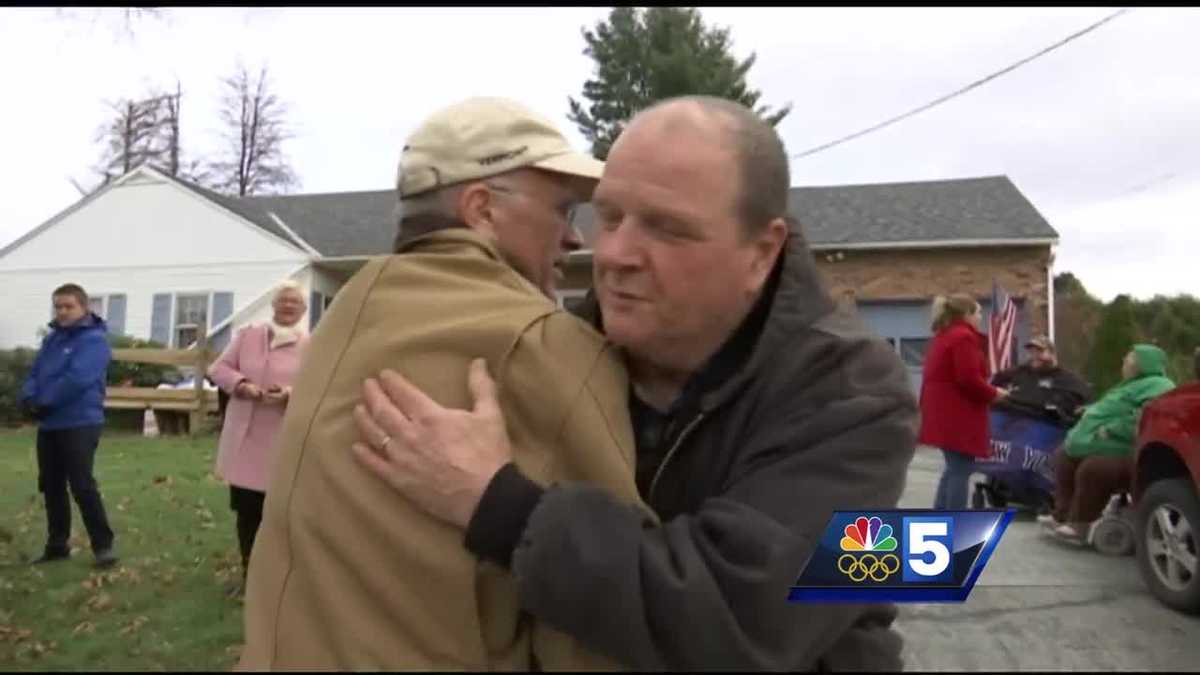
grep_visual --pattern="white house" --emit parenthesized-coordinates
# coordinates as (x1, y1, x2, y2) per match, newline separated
(3, 166, 1058, 396)
(0, 165, 392, 350)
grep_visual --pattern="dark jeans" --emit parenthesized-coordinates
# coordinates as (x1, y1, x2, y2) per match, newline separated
(933, 448, 976, 510)
(36, 425, 115, 554)
(230, 485, 265, 575)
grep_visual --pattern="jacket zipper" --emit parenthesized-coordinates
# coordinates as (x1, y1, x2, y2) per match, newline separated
(648, 412, 706, 502)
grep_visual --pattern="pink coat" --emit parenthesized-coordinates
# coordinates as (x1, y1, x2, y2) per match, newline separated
(208, 324, 309, 492)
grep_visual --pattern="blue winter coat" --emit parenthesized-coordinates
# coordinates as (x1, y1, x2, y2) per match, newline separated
(21, 313, 112, 430)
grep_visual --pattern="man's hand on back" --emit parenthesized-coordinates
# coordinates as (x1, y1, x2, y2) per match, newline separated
(351, 358, 514, 529)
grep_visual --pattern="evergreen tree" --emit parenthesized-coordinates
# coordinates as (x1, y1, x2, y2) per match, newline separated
(567, 7, 791, 159)
(1084, 294, 1138, 395)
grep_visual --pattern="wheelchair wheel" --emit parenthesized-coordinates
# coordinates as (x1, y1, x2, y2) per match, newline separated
(1092, 516, 1136, 557)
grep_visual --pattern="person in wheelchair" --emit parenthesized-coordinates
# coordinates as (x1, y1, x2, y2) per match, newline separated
(991, 335, 1092, 427)
(1039, 344, 1176, 544)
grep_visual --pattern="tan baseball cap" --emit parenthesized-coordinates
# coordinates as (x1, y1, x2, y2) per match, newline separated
(397, 97, 604, 199)
(1024, 335, 1055, 352)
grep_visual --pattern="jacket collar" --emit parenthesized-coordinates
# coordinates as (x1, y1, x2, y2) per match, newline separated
(48, 311, 106, 334)
(395, 228, 546, 299)
(944, 318, 983, 337)
(698, 230, 836, 411)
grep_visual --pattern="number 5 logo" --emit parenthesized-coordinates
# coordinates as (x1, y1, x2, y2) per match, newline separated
(902, 516, 955, 583)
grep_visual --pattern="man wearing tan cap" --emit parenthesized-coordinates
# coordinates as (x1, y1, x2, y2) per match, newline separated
(236, 97, 648, 670)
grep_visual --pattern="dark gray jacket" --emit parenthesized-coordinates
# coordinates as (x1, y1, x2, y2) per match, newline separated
(472, 231, 918, 670)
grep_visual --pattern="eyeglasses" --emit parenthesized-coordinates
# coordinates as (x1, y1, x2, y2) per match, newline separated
(485, 181, 580, 226)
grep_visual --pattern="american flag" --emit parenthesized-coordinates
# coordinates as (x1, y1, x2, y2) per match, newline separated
(988, 280, 1018, 375)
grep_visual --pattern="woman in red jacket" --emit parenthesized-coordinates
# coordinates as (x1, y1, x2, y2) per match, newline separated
(919, 294, 1010, 509)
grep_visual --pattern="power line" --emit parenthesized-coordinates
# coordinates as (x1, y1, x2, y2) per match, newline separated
(790, 8, 1132, 161)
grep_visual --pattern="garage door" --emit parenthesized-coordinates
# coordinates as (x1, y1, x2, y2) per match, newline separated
(856, 301, 931, 394)
(855, 299, 1029, 396)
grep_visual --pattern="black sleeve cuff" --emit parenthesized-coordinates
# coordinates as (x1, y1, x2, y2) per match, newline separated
(464, 462, 546, 569)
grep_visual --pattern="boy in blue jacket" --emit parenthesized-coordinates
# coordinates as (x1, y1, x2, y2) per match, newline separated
(20, 283, 117, 568)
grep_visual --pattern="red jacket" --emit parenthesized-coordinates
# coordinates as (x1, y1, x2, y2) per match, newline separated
(918, 319, 999, 458)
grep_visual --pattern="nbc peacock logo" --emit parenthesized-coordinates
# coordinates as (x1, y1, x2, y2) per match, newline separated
(837, 516, 900, 582)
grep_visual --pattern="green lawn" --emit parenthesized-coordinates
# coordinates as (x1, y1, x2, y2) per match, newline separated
(0, 428, 244, 671)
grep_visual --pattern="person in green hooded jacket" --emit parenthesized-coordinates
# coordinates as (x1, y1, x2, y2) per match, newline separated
(1041, 344, 1175, 544)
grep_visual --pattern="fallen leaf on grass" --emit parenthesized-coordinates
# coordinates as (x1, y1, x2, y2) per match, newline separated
(119, 615, 149, 637)
(152, 475, 173, 486)
(17, 639, 57, 659)
(1, 626, 34, 643)
(72, 621, 97, 636)
(85, 592, 114, 612)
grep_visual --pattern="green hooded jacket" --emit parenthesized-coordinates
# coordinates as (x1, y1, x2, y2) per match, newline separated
(1064, 344, 1176, 459)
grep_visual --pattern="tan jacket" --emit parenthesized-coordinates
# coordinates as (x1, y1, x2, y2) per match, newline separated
(237, 229, 644, 670)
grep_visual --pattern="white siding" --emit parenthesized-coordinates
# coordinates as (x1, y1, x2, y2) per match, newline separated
(0, 261, 304, 348)
(0, 169, 313, 348)
(0, 173, 305, 270)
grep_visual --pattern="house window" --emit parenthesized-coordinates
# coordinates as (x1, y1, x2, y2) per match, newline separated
(899, 337, 931, 367)
(88, 295, 106, 318)
(175, 293, 209, 348)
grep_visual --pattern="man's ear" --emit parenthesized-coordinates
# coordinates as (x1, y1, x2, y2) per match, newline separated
(747, 217, 789, 287)
(458, 182, 497, 238)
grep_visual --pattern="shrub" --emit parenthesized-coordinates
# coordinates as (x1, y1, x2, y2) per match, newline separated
(106, 335, 182, 387)
(0, 347, 37, 428)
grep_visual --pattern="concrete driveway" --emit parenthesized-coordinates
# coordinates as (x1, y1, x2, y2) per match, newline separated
(896, 447, 1200, 671)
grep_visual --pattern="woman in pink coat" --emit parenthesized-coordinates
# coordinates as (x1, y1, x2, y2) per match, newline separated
(208, 281, 310, 596)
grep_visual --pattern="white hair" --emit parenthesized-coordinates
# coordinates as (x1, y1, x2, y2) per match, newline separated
(272, 280, 306, 304)
(396, 184, 466, 221)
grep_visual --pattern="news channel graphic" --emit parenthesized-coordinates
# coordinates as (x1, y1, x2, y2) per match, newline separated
(789, 509, 1014, 603)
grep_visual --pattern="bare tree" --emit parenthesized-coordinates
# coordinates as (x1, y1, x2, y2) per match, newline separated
(157, 81, 183, 177)
(54, 7, 168, 43)
(92, 96, 166, 185)
(86, 81, 204, 191)
(206, 63, 299, 196)
(149, 80, 205, 182)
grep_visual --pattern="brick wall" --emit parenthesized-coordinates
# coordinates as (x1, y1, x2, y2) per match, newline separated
(813, 245, 1052, 336)
(561, 244, 1052, 336)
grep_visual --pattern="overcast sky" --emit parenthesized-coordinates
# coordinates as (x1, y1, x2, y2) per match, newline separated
(1, 6, 1194, 302)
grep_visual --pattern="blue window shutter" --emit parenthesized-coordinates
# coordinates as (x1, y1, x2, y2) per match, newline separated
(211, 292, 234, 329)
(106, 294, 127, 335)
(309, 291, 323, 330)
(150, 293, 172, 346)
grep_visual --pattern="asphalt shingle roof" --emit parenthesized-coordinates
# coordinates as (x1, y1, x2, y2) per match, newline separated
(786, 175, 1058, 246)
(571, 175, 1057, 248)
(241, 190, 397, 257)
(188, 174, 1057, 257)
